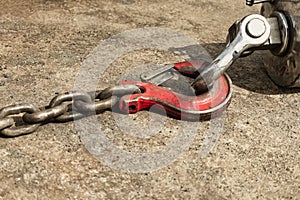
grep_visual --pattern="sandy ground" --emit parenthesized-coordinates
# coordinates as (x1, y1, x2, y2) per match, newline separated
(0, 0, 299, 199)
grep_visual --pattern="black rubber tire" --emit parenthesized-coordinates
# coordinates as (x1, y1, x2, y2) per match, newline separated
(261, 1, 300, 88)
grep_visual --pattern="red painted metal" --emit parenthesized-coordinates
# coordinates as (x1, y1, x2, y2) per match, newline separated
(118, 61, 232, 121)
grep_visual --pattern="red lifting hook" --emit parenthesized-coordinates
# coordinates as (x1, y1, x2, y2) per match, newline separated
(118, 61, 232, 121)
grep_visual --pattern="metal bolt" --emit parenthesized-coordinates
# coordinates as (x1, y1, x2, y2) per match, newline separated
(246, 18, 266, 38)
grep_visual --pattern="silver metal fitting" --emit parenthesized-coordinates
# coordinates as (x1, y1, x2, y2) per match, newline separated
(192, 14, 271, 93)
(246, 0, 275, 6)
(246, 18, 267, 38)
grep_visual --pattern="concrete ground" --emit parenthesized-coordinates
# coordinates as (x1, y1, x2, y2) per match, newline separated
(0, 0, 299, 199)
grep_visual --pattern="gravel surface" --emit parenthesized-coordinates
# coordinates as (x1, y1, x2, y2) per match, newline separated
(0, 0, 299, 199)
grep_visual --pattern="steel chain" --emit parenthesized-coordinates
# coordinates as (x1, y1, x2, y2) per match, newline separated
(0, 104, 41, 137)
(0, 84, 141, 137)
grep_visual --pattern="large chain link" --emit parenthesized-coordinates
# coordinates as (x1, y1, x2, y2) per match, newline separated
(0, 84, 141, 137)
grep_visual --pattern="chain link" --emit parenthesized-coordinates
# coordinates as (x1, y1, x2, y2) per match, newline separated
(74, 96, 119, 114)
(0, 104, 41, 137)
(0, 85, 141, 137)
(0, 118, 14, 130)
(22, 103, 69, 124)
(49, 91, 93, 122)
(97, 85, 141, 100)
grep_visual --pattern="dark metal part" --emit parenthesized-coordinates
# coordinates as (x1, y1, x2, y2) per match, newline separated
(49, 92, 92, 108)
(140, 65, 175, 85)
(74, 96, 119, 114)
(0, 104, 41, 137)
(54, 111, 86, 123)
(0, 118, 14, 131)
(0, 84, 141, 137)
(268, 11, 290, 55)
(246, 0, 275, 6)
(23, 103, 69, 124)
(49, 92, 92, 122)
(261, 1, 300, 87)
(97, 85, 141, 100)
